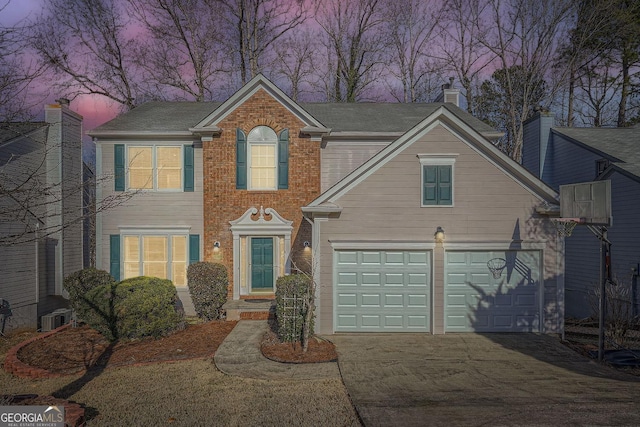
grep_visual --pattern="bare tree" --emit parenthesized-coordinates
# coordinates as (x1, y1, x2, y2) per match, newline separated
(315, 0, 387, 102)
(29, 0, 142, 110)
(435, 0, 493, 113)
(0, 3, 45, 122)
(576, 62, 622, 127)
(477, 0, 573, 161)
(382, 0, 441, 103)
(0, 124, 136, 246)
(127, 0, 230, 101)
(220, 0, 306, 86)
(270, 29, 318, 101)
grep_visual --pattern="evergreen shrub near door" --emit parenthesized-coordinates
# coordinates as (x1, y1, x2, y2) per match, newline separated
(187, 262, 228, 321)
(81, 276, 185, 341)
(275, 274, 313, 343)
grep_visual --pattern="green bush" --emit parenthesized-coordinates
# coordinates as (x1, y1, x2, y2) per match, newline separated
(80, 276, 185, 341)
(275, 274, 313, 343)
(115, 277, 185, 339)
(63, 268, 115, 313)
(187, 262, 228, 321)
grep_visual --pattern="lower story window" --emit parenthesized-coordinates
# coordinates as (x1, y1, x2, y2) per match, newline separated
(123, 234, 187, 286)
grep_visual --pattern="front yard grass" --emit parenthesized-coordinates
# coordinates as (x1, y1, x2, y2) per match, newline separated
(1, 331, 360, 426)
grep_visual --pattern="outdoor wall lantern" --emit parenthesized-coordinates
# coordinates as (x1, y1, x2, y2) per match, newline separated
(303, 241, 311, 249)
(213, 241, 221, 249)
(434, 227, 445, 243)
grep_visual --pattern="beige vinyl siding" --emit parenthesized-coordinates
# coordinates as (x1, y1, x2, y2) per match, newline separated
(316, 124, 561, 334)
(98, 141, 204, 315)
(321, 142, 387, 191)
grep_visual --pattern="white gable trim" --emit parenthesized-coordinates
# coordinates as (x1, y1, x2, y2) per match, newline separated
(305, 106, 558, 210)
(192, 74, 325, 130)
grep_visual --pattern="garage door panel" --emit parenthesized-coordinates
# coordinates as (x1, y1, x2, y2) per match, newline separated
(335, 250, 431, 332)
(384, 252, 404, 264)
(445, 250, 541, 332)
(362, 252, 382, 264)
(361, 294, 381, 307)
(407, 252, 429, 265)
(516, 294, 536, 307)
(337, 251, 358, 264)
(407, 294, 428, 307)
(337, 293, 357, 306)
(408, 273, 428, 286)
(337, 272, 357, 286)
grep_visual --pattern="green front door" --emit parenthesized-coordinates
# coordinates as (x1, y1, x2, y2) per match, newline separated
(251, 237, 274, 290)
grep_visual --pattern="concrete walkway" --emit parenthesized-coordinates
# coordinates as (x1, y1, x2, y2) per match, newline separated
(331, 333, 640, 427)
(213, 320, 340, 380)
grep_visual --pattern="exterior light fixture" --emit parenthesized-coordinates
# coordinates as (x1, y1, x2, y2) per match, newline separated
(434, 227, 445, 243)
(214, 241, 221, 249)
(303, 241, 311, 248)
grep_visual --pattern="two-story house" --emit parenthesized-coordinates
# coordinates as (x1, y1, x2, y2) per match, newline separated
(0, 100, 84, 332)
(91, 75, 564, 335)
(523, 111, 640, 319)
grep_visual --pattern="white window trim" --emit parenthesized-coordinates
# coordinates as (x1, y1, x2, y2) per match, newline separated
(418, 154, 457, 208)
(126, 144, 184, 192)
(247, 126, 278, 191)
(120, 229, 190, 287)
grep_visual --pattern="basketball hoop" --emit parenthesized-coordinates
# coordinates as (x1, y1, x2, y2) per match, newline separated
(487, 258, 507, 279)
(552, 218, 582, 237)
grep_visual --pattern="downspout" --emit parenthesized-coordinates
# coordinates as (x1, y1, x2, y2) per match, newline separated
(35, 223, 39, 304)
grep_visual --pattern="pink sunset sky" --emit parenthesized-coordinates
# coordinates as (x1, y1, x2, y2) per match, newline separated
(2, 0, 122, 131)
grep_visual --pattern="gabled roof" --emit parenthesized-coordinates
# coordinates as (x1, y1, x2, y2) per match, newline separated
(552, 127, 640, 181)
(89, 74, 502, 141)
(304, 105, 557, 213)
(192, 74, 324, 130)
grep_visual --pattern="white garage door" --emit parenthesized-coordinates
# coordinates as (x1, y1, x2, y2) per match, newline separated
(334, 250, 431, 332)
(445, 250, 541, 332)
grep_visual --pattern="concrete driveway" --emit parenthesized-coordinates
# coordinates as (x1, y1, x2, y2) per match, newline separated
(329, 333, 640, 426)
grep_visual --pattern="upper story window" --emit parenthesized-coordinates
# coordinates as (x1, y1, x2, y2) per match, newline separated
(418, 154, 457, 207)
(114, 144, 194, 192)
(236, 126, 289, 190)
(248, 126, 278, 190)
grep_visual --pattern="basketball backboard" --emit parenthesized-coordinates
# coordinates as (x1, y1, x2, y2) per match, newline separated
(559, 180, 611, 226)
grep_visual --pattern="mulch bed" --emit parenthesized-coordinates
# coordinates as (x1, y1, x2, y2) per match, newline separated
(16, 321, 237, 375)
(260, 326, 338, 364)
(10, 319, 337, 375)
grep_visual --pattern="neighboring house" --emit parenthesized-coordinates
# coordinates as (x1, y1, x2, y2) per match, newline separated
(523, 111, 640, 319)
(0, 101, 84, 332)
(90, 75, 563, 334)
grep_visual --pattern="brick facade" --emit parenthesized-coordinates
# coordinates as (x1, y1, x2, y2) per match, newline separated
(202, 89, 321, 298)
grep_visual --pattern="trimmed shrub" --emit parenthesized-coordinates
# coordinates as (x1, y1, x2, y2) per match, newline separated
(63, 268, 115, 313)
(275, 274, 313, 343)
(115, 276, 185, 339)
(187, 262, 228, 321)
(80, 276, 185, 341)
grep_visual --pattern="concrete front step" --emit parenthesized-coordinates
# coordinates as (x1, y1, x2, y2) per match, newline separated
(223, 299, 275, 321)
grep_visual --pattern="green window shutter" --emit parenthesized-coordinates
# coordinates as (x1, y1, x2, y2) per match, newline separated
(423, 166, 438, 205)
(438, 165, 452, 205)
(114, 144, 125, 191)
(110, 235, 121, 281)
(189, 234, 200, 265)
(278, 128, 289, 189)
(423, 165, 452, 205)
(236, 128, 247, 189)
(184, 145, 194, 192)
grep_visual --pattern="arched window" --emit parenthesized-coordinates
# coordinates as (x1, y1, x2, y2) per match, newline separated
(248, 126, 278, 190)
